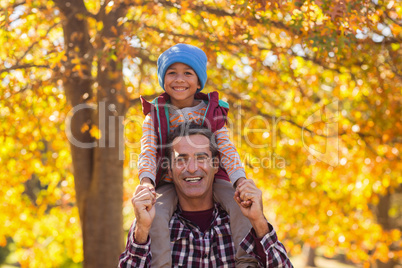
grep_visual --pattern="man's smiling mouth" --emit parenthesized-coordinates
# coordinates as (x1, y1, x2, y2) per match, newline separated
(184, 177, 202, 182)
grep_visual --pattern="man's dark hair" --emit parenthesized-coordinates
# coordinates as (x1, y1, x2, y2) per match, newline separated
(165, 123, 219, 167)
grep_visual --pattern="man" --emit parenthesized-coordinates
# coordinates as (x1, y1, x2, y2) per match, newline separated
(119, 124, 293, 267)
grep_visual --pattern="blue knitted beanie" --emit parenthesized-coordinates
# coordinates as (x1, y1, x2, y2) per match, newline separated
(157, 44, 208, 92)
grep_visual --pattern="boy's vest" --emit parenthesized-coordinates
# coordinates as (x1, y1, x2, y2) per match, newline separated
(140, 91, 230, 186)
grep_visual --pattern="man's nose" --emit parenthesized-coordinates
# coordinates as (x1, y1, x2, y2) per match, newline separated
(185, 158, 198, 173)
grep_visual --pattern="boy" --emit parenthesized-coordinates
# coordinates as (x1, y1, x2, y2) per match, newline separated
(138, 43, 258, 267)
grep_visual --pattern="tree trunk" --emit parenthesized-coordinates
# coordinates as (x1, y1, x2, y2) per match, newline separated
(56, 0, 127, 267)
(305, 245, 316, 267)
(375, 190, 396, 268)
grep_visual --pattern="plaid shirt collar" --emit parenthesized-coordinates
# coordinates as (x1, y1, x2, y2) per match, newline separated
(170, 202, 231, 241)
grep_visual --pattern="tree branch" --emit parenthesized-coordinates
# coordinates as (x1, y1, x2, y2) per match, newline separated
(0, 64, 50, 74)
(8, 0, 26, 9)
(223, 90, 322, 135)
(160, 0, 301, 35)
(16, 22, 60, 66)
(383, 47, 402, 81)
(128, 0, 301, 36)
(383, 8, 402, 27)
(358, 133, 401, 161)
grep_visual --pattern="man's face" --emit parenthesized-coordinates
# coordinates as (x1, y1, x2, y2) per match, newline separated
(168, 134, 218, 206)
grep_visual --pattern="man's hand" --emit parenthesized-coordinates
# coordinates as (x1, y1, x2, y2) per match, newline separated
(132, 185, 156, 244)
(234, 180, 269, 238)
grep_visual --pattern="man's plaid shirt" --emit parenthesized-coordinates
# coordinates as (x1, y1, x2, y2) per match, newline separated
(119, 203, 293, 267)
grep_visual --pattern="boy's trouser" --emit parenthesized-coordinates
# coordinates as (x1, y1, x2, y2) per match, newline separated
(149, 180, 259, 267)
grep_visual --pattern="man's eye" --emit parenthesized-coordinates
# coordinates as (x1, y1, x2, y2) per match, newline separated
(196, 156, 209, 162)
(185, 72, 193, 75)
(175, 157, 187, 164)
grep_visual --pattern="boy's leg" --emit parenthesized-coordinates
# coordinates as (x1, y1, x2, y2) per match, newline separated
(213, 179, 259, 268)
(149, 183, 177, 268)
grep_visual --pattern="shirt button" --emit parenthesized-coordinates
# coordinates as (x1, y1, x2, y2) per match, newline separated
(203, 253, 208, 258)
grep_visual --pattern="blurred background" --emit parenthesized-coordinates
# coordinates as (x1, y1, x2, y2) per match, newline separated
(1, 0, 401, 267)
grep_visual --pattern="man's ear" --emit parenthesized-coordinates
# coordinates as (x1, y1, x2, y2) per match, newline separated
(197, 80, 201, 89)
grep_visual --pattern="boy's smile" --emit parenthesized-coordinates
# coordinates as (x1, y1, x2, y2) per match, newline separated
(164, 62, 201, 108)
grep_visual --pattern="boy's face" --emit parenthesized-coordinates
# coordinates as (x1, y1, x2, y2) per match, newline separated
(164, 62, 201, 108)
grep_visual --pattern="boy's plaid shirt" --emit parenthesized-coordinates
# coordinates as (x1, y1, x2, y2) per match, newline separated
(119, 203, 293, 267)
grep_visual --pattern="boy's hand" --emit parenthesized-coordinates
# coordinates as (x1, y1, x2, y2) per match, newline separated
(234, 177, 252, 208)
(234, 177, 246, 189)
(140, 177, 156, 197)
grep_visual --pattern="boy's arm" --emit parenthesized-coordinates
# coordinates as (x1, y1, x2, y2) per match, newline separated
(138, 114, 158, 187)
(234, 177, 246, 188)
(215, 127, 252, 206)
(215, 126, 247, 184)
(141, 177, 155, 190)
